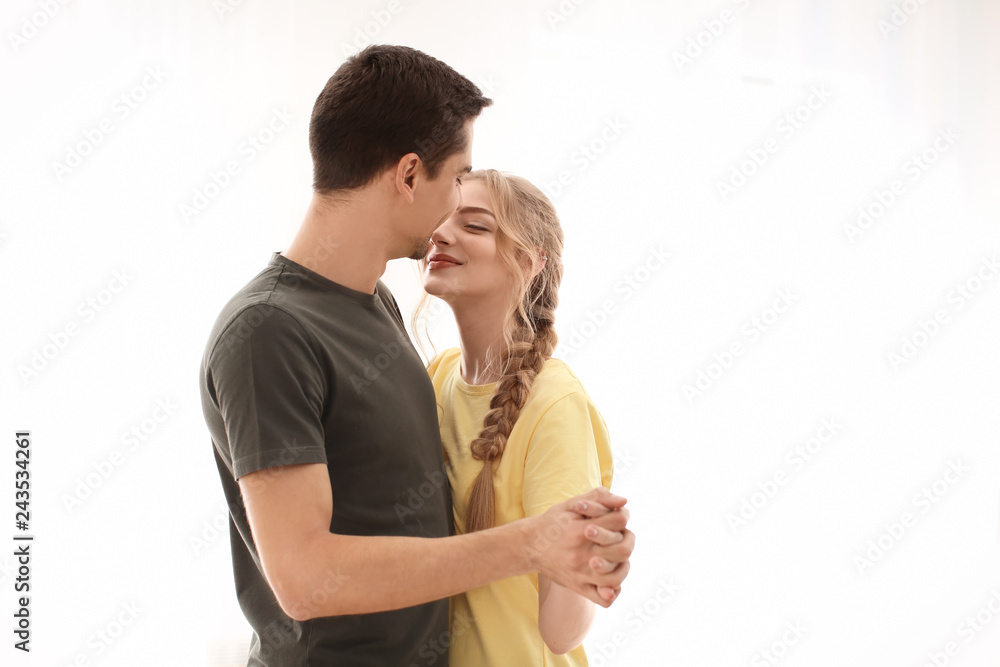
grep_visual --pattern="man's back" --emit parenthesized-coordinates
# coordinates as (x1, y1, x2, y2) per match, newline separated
(200, 252, 452, 665)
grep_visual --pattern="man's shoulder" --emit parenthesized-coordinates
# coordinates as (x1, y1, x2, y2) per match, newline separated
(203, 266, 316, 367)
(374, 279, 404, 326)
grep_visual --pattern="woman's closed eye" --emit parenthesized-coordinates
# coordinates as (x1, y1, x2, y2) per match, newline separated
(465, 224, 489, 232)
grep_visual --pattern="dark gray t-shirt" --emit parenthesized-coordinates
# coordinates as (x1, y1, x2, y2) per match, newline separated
(199, 252, 452, 666)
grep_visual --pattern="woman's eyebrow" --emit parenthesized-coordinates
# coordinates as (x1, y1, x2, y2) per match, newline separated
(456, 206, 496, 219)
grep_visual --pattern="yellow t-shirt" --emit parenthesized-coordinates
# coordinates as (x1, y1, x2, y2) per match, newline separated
(426, 347, 614, 667)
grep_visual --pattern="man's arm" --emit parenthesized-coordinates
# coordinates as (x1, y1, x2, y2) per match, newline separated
(239, 462, 632, 621)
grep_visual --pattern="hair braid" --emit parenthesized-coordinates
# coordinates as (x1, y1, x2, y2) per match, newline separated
(465, 307, 560, 533)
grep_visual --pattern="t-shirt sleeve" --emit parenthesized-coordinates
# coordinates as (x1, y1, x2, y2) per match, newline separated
(522, 391, 614, 518)
(425, 349, 446, 375)
(426, 347, 461, 379)
(205, 304, 329, 480)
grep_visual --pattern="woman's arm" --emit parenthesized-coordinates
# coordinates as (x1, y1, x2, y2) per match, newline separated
(523, 391, 617, 653)
(539, 576, 596, 654)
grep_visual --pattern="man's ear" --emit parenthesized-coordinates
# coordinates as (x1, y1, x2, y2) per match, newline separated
(393, 153, 421, 203)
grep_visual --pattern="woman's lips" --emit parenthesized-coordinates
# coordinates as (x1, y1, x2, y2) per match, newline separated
(428, 259, 461, 270)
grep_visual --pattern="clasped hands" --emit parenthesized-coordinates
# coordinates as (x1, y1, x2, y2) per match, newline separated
(530, 487, 634, 607)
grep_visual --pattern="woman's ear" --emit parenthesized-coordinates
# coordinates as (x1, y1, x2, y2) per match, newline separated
(517, 247, 547, 283)
(529, 247, 548, 280)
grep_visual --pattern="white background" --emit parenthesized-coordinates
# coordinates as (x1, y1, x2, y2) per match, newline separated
(2, 1, 999, 665)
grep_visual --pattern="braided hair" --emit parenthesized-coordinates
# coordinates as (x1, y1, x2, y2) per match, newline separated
(454, 170, 565, 532)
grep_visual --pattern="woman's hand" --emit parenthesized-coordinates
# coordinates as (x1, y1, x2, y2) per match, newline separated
(525, 487, 634, 606)
(570, 489, 633, 602)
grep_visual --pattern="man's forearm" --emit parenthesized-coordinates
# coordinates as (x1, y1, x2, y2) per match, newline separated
(279, 518, 537, 620)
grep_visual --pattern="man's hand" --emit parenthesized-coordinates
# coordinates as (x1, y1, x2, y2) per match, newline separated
(524, 487, 635, 607)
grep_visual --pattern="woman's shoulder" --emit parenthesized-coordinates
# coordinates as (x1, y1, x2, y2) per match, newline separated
(539, 354, 584, 381)
(425, 346, 461, 377)
(533, 356, 590, 403)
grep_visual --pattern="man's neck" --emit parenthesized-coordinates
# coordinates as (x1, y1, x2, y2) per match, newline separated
(282, 192, 393, 295)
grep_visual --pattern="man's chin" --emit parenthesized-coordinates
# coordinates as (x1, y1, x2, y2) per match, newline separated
(408, 238, 431, 261)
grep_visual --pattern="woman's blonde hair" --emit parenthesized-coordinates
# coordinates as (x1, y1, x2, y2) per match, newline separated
(411, 169, 564, 532)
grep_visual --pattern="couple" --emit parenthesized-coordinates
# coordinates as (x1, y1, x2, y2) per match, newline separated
(199, 44, 634, 666)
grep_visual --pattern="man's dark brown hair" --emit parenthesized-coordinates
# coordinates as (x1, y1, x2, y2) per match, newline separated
(309, 44, 493, 194)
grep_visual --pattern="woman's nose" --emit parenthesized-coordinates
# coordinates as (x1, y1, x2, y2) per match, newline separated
(431, 225, 453, 246)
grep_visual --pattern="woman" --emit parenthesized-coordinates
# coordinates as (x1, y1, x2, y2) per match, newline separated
(415, 169, 615, 666)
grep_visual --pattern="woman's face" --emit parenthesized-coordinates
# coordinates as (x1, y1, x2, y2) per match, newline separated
(421, 179, 512, 305)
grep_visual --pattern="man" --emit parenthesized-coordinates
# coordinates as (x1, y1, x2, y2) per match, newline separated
(199, 45, 634, 666)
